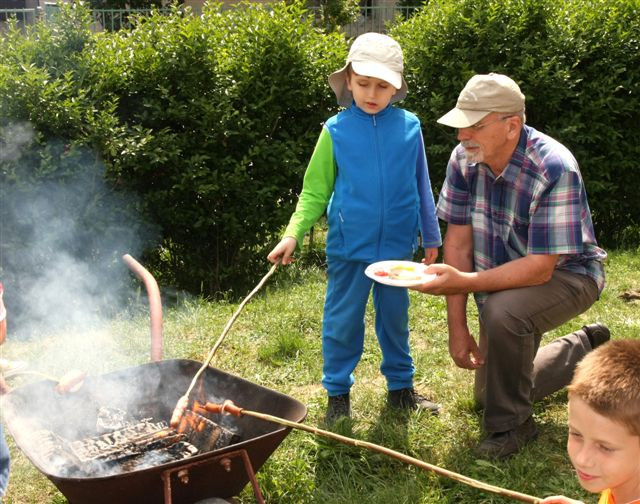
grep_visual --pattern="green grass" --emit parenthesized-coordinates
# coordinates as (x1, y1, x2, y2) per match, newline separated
(1, 250, 639, 503)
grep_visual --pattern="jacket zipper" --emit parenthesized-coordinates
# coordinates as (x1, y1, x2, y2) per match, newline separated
(373, 113, 383, 258)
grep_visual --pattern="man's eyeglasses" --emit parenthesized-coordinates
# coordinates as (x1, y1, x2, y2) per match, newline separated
(466, 115, 514, 131)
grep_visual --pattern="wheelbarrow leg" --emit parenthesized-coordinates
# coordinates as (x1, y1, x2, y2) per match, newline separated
(161, 449, 266, 504)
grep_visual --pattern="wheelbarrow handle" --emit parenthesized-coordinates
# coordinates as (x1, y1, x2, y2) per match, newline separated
(122, 254, 163, 362)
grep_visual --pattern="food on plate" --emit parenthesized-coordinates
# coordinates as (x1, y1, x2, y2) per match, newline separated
(366, 261, 433, 285)
(388, 265, 423, 281)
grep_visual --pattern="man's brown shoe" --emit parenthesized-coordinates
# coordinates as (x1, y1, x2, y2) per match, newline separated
(474, 416, 538, 459)
(582, 323, 610, 350)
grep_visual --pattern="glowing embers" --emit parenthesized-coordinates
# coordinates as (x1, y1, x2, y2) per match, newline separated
(31, 407, 239, 478)
(176, 406, 240, 453)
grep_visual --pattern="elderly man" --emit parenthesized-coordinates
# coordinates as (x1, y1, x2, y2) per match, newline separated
(413, 73, 609, 459)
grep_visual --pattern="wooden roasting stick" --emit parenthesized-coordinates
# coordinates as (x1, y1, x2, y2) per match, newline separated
(171, 262, 279, 428)
(196, 400, 542, 504)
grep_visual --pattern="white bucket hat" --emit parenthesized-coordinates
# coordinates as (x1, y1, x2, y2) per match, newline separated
(329, 32, 408, 107)
(437, 73, 526, 128)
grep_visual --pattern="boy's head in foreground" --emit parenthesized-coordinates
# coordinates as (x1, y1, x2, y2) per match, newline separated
(567, 339, 640, 502)
(329, 32, 407, 114)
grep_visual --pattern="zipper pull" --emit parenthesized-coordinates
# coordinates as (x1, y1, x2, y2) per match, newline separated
(373, 115, 377, 127)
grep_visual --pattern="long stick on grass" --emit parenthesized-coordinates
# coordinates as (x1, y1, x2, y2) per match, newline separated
(238, 407, 542, 503)
(183, 262, 279, 400)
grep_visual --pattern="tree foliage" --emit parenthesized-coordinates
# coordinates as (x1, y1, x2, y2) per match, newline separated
(312, 0, 361, 32)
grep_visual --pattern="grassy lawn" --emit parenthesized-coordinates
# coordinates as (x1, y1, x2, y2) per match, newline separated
(1, 250, 639, 503)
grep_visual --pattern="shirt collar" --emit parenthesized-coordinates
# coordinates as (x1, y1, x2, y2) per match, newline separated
(494, 125, 529, 184)
(349, 102, 394, 120)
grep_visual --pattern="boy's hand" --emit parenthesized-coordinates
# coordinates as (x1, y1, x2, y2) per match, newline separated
(540, 497, 585, 504)
(422, 248, 439, 265)
(267, 237, 298, 265)
(0, 374, 10, 395)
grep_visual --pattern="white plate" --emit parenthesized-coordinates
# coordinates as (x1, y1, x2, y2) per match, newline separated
(364, 260, 437, 287)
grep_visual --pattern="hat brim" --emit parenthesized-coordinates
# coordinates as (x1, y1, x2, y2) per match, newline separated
(351, 61, 402, 89)
(329, 64, 408, 108)
(437, 108, 491, 128)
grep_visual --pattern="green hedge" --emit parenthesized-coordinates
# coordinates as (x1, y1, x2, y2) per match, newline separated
(0, 2, 346, 300)
(89, 3, 344, 294)
(393, 0, 640, 247)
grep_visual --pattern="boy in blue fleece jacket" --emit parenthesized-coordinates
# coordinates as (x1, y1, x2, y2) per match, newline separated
(268, 33, 441, 423)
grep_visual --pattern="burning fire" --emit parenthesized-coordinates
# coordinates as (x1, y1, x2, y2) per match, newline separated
(173, 397, 241, 436)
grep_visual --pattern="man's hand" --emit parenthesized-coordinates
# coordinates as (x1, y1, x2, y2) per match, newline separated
(267, 237, 297, 265)
(412, 253, 560, 296)
(410, 263, 472, 295)
(448, 323, 484, 369)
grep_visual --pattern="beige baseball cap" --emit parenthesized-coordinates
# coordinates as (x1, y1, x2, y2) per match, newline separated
(437, 73, 525, 128)
(329, 32, 408, 108)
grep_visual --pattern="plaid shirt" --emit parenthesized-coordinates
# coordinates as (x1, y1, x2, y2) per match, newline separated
(437, 125, 606, 307)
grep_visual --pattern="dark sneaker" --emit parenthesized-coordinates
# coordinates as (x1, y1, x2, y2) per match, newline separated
(387, 387, 440, 415)
(325, 393, 350, 424)
(582, 323, 610, 350)
(474, 416, 538, 459)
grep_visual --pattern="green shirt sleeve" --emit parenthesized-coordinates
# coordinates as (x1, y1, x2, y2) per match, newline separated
(283, 126, 336, 245)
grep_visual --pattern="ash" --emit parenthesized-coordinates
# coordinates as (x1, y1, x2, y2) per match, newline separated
(32, 408, 199, 477)
(96, 406, 133, 433)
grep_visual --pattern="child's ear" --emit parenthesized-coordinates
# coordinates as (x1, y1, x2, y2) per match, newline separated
(345, 64, 354, 91)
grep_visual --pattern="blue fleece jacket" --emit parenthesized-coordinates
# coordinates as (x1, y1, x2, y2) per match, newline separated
(284, 103, 441, 262)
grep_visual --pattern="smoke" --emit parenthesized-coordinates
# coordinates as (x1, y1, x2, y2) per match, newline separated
(0, 361, 244, 484)
(0, 121, 33, 164)
(0, 120, 160, 338)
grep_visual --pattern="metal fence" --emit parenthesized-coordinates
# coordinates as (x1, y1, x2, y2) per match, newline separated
(0, 6, 172, 32)
(89, 7, 172, 31)
(0, 7, 37, 24)
(343, 6, 421, 36)
(0, 5, 421, 35)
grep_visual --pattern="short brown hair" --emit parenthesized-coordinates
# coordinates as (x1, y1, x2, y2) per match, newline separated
(569, 339, 640, 437)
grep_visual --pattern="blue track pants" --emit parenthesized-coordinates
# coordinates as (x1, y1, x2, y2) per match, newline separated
(321, 258, 415, 396)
